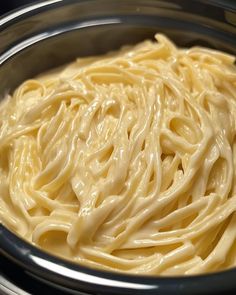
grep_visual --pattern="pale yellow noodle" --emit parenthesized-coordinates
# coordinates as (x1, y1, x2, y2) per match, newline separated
(0, 34, 236, 275)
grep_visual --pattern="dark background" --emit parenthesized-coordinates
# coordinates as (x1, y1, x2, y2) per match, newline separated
(0, 0, 36, 15)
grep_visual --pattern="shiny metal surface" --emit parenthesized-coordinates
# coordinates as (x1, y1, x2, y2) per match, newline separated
(0, 0, 235, 294)
(0, 275, 30, 295)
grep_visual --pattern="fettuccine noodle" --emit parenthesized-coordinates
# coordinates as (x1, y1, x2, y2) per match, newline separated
(0, 34, 236, 275)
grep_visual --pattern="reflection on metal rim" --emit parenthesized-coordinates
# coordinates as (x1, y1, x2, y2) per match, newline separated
(0, 18, 122, 65)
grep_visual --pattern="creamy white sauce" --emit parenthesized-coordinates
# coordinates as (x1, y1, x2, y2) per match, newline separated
(0, 34, 236, 275)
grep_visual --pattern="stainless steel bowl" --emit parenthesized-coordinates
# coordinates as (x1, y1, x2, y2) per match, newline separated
(0, 1, 236, 294)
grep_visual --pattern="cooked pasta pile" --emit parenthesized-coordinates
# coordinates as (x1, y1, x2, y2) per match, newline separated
(0, 34, 236, 275)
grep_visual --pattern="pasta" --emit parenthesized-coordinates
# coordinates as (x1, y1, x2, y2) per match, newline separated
(0, 34, 236, 275)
